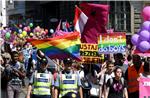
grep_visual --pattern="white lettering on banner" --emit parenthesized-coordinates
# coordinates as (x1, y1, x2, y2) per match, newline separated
(98, 45, 126, 53)
(99, 35, 123, 43)
(143, 82, 150, 86)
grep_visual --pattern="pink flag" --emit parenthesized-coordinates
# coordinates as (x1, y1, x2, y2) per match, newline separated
(56, 20, 61, 31)
(52, 20, 70, 37)
(139, 77, 150, 98)
(80, 3, 109, 44)
(74, 6, 88, 33)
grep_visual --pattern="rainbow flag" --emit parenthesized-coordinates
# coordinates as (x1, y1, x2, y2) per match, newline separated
(27, 31, 81, 61)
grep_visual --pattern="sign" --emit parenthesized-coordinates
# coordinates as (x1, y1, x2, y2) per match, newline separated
(80, 43, 103, 64)
(139, 78, 150, 98)
(98, 33, 126, 54)
(81, 56, 103, 64)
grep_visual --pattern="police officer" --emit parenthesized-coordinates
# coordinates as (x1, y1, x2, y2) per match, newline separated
(54, 58, 83, 98)
(26, 57, 54, 98)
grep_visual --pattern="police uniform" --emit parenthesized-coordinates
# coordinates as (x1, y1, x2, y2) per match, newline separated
(55, 70, 81, 98)
(28, 57, 54, 98)
(29, 69, 54, 98)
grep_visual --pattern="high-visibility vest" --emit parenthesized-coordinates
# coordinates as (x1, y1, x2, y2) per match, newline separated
(59, 73, 78, 98)
(32, 71, 52, 95)
(128, 65, 143, 93)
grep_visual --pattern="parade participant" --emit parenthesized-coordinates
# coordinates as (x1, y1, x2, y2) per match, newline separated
(1, 52, 12, 66)
(26, 57, 54, 98)
(54, 58, 83, 98)
(5, 51, 26, 98)
(137, 61, 150, 98)
(125, 55, 144, 98)
(18, 51, 26, 87)
(105, 67, 128, 98)
(98, 61, 115, 98)
(139, 61, 150, 78)
(22, 42, 32, 70)
(36, 49, 45, 69)
(72, 62, 85, 80)
(1, 52, 11, 98)
(78, 64, 84, 80)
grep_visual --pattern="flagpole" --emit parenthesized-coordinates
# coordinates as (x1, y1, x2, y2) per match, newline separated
(75, 5, 82, 12)
(52, 59, 63, 71)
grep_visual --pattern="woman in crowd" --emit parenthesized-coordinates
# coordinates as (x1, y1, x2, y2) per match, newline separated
(105, 67, 128, 98)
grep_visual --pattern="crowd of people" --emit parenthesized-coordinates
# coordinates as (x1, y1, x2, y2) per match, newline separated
(0, 24, 150, 98)
(1, 33, 150, 98)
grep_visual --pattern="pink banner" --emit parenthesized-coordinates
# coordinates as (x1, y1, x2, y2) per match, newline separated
(133, 49, 150, 57)
(139, 78, 150, 98)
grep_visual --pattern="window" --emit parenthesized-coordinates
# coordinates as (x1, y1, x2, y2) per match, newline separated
(109, 1, 131, 33)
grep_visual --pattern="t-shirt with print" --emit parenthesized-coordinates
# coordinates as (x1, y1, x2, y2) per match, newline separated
(7, 61, 25, 85)
(106, 77, 127, 98)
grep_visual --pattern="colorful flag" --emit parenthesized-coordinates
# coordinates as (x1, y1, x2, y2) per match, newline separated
(52, 20, 71, 37)
(74, 6, 88, 33)
(52, 20, 62, 37)
(80, 3, 109, 44)
(56, 20, 61, 31)
(52, 30, 70, 37)
(27, 31, 81, 61)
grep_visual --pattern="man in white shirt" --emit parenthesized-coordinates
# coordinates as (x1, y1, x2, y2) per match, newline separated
(98, 61, 115, 98)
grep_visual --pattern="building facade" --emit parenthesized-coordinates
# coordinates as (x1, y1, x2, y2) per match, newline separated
(4, 1, 150, 34)
(0, 0, 25, 27)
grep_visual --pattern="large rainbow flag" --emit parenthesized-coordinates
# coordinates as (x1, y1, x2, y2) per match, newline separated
(27, 31, 81, 61)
